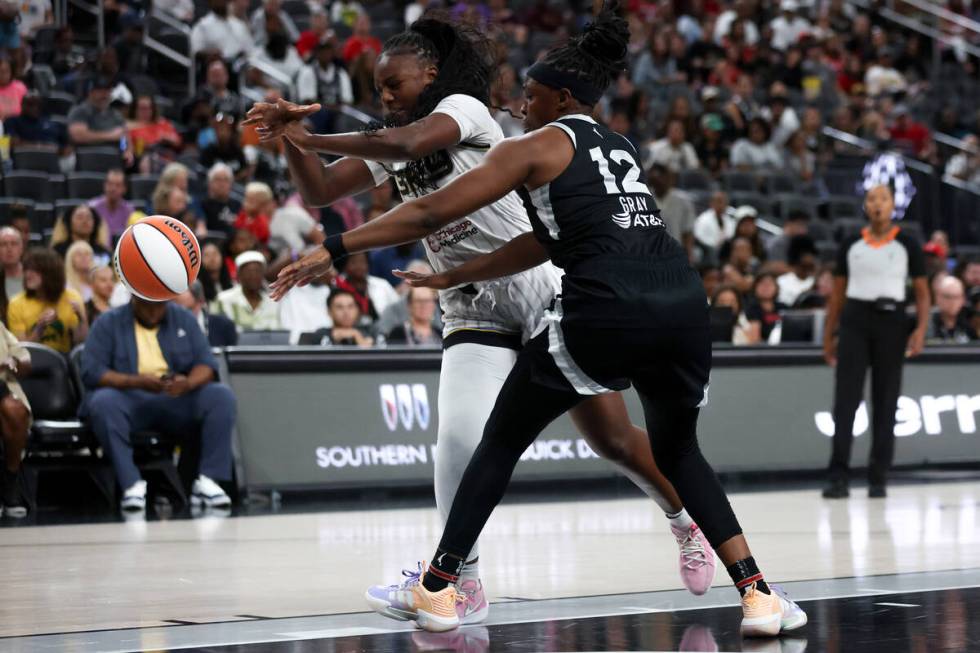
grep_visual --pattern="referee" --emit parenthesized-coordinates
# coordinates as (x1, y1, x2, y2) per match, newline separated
(822, 184, 930, 499)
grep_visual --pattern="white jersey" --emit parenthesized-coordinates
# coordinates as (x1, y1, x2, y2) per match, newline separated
(365, 94, 561, 341)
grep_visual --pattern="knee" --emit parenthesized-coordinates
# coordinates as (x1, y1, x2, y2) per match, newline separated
(582, 429, 633, 466)
(196, 383, 236, 413)
(0, 395, 29, 424)
(87, 388, 127, 418)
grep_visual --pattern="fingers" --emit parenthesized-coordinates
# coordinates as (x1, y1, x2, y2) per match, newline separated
(295, 103, 322, 116)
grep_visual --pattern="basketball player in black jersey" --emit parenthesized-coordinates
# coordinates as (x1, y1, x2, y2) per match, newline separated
(270, 4, 807, 637)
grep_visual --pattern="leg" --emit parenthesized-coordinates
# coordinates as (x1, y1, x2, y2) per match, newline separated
(867, 315, 907, 489)
(570, 393, 681, 513)
(86, 388, 142, 490)
(828, 315, 871, 483)
(0, 396, 30, 473)
(434, 344, 517, 568)
(188, 383, 236, 482)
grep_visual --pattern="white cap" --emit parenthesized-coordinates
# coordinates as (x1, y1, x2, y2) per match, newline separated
(235, 250, 267, 270)
(734, 205, 759, 220)
(781, 0, 799, 11)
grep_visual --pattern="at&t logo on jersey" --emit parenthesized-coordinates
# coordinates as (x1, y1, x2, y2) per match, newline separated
(379, 383, 431, 431)
(611, 196, 665, 230)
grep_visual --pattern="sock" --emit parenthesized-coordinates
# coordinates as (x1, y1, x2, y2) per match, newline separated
(458, 556, 480, 585)
(666, 508, 694, 531)
(423, 548, 465, 593)
(727, 556, 770, 596)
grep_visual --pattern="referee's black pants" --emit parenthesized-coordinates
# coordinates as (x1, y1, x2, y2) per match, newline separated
(829, 300, 909, 487)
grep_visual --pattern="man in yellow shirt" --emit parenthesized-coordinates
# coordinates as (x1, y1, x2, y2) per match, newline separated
(7, 249, 88, 354)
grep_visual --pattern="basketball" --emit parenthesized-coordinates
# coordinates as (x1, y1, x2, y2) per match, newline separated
(113, 215, 201, 302)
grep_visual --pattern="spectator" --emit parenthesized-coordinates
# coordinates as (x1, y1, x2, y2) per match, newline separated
(4, 91, 67, 150)
(51, 205, 111, 264)
(296, 6, 330, 60)
(888, 105, 932, 159)
(342, 13, 382, 64)
(64, 240, 94, 301)
(50, 24, 85, 77)
(249, 13, 304, 83)
(386, 286, 442, 347)
(647, 164, 695, 259)
(722, 236, 756, 294)
(715, 0, 759, 46)
(0, 316, 31, 518)
(632, 31, 678, 96)
(695, 111, 730, 177)
(112, 14, 147, 77)
(214, 250, 280, 330)
(66, 77, 133, 165)
(299, 288, 374, 347)
(127, 95, 182, 162)
(331, 0, 366, 28)
(700, 263, 722, 299)
(200, 241, 234, 302)
(960, 256, 980, 293)
(333, 252, 400, 326)
(278, 268, 331, 342)
(190, 0, 254, 62)
(234, 182, 274, 245)
(18, 0, 50, 40)
(200, 113, 251, 182)
(8, 248, 88, 354)
(0, 57, 26, 120)
(250, 0, 299, 48)
(296, 34, 353, 133)
(864, 48, 906, 97)
(732, 208, 765, 263)
(769, 0, 812, 52)
(88, 169, 135, 240)
(765, 87, 801, 147)
(158, 0, 193, 22)
(151, 184, 194, 229)
(969, 288, 980, 338)
(79, 296, 235, 512)
(730, 118, 782, 170)
(746, 272, 786, 342)
(644, 118, 700, 174)
(223, 228, 258, 280)
(198, 163, 241, 237)
(777, 235, 818, 306)
(712, 285, 757, 344)
(929, 276, 976, 343)
(85, 264, 115, 325)
(174, 280, 238, 347)
(193, 59, 247, 121)
(784, 130, 816, 185)
(694, 191, 737, 254)
(767, 210, 811, 266)
(270, 204, 323, 253)
(0, 226, 24, 299)
(796, 265, 837, 309)
(157, 161, 192, 196)
(943, 136, 980, 185)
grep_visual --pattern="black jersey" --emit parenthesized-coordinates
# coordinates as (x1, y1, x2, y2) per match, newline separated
(518, 114, 702, 329)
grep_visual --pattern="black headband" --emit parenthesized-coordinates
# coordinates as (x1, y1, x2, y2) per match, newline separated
(526, 61, 603, 106)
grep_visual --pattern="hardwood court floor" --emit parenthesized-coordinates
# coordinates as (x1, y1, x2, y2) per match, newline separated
(2, 480, 979, 640)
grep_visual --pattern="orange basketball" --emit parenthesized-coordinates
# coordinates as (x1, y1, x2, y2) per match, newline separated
(113, 215, 201, 302)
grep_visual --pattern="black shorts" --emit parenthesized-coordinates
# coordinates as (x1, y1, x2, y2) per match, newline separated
(522, 302, 712, 409)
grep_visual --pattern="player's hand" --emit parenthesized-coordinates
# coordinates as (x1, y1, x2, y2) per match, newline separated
(906, 327, 926, 358)
(822, 335, 837, 367)
(281, 120, 314, 152)
(244, 99, 320, 141)
(392, 269, 452, 290)
(269, 248, 335, 301)
(162, 374, 191, 397)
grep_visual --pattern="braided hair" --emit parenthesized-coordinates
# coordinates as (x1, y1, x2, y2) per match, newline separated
(370, 16, 495, 192)
(536, 3, 630, 104)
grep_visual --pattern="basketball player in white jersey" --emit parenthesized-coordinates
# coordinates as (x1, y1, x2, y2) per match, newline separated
(244, 16, 715, 625)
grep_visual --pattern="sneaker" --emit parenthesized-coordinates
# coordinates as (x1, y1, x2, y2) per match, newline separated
(2, 469, 27, 519)
(671, 523, 715, 595)
(678, 624, 719, 651)
(456, 578, 489, 624)
(822, 479, 849, 499)
(868, 484, 887, 498)
(413, 625, 489, 652)
(191, 475, 231, 509)
(120, 480, 147, 512)
(365, 564, 460, 632)
(740, 583, 807, 637)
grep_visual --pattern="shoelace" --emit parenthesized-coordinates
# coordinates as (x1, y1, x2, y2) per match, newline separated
(678, 529, 709, 570)
(387, 562, 424, 590)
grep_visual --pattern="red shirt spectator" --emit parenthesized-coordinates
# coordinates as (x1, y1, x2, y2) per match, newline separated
(342, 14, 382, 63)
(234, 210, 270, 244)
(889, 108, 930, 156)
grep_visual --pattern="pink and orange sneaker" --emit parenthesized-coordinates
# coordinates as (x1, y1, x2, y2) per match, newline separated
(740, 583, 808, 637)
(671, 523, 716, 595)
(365, 564, 461, 632)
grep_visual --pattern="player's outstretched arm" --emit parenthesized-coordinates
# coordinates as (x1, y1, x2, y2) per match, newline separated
(393, 232, 549, 290)
(270, 136, 536, 300)
(284, 144, 378, 208)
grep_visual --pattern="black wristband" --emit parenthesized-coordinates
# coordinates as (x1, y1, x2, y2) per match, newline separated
(323, 234, 348, 261)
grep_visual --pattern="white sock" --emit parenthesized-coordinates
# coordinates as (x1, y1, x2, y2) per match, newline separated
(457, 557, 480, 585)
(666, 508, 694, 531)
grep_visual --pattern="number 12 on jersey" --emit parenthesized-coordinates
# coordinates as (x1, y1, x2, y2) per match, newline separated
(589, 147, 651, 196)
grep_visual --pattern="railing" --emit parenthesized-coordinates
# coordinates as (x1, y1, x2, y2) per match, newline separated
(67, 0, 105, 47)
(934, 131, 979, 156)
(145, 8, 196, 97)
(887, 0, 980, 40)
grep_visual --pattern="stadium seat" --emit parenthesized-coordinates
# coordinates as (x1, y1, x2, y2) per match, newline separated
(677, 169, 713, 192)
(76, 147, 123, 173)
(762, 172, 799, 195)
(807, 220, 831, 243)
(67, 172, 107, 200)
(238, 330, 292, 346)
(773, 194, 817, 220)
(42, 90, 76, 118)
(779, 310, 819, 344)
(730, 191, 772, 215)
(4, 170, 54, 203)
(900, 220, 924, 243)
(721, 170, 758, 193)
(824, 195, 863, 220)
(32, 202, 55, 233)
(129, 174, 160, 202)
(833, 218, 865, 242)
(20, 343, 115, 511)
(816, 239, 838, 262)
(12, 147, 61, 174)
(709, 306, 735, 343)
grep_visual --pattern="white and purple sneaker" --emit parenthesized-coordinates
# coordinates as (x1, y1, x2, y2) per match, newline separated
(456, 578, 489, 624)
(671, 523, 716, 596)
(365, 563, 425, 622)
